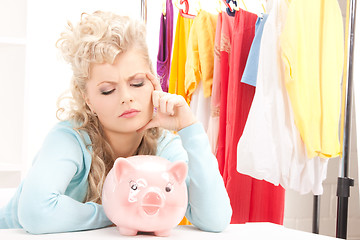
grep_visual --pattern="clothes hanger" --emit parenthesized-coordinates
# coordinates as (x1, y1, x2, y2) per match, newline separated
(240, 0, 248, 11)
(216, 0, 224, 13)
(258, 0, 267, 13)
(162, 0, 167, 16)
(225, 0, 237, 16)
(221, 0, 233, 12)
(174, 0, 196, 19)
(226, 0, 248, 12)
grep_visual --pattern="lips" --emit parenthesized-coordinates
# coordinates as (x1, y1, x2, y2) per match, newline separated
(119, 109, 140, 118)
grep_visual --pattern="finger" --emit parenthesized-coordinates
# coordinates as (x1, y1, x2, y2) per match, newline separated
(159, 94, 173, 114)
(152, 90, 163, 108)
(166, 96, 179, 116)
(146, 72, 163, 92)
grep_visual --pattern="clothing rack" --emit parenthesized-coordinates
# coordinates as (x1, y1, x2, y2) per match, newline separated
(312, 0, 357, 239)
(141, 0, 356, 238)
(335, 0, 356, 238)
(141, 0, 148, 24)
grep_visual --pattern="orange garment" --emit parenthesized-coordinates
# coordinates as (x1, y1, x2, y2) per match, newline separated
(169, 13, 193, 104)
(184, 10, 218, 103)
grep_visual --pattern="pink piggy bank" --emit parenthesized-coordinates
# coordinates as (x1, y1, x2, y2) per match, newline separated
(102, 155, 188, 236)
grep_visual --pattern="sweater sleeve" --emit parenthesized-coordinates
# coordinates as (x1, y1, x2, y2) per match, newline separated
(17, 127, 112, 234)
(159, 123, 232, 232)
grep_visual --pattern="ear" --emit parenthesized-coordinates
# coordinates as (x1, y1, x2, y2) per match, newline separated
(114, 158, 136, 183)
(82, 91, 89, 105)
(167, 161, 188, 184)
(82, 92, 94, 112)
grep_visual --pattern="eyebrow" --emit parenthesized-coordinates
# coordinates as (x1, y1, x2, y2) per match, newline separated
(96, 72, 147, 86)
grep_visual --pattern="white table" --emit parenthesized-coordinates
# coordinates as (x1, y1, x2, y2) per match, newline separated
(0, 223, 338, 239)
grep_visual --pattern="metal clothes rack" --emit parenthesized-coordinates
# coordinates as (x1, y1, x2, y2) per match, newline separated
(336, 0, 356, 238)
(313, 0, 356, 239)
(141, 0, 357, 238)
(141, 0, 148, 24)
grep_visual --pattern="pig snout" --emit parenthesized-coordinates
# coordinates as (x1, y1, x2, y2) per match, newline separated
(141, 190, 164, 216)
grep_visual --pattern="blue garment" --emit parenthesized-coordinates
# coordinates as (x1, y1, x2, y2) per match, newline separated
(0, 121, 231, 234)
(241, 14, 269, 87)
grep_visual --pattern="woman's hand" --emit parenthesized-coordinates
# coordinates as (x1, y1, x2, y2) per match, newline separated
(138, 73, 197, 132)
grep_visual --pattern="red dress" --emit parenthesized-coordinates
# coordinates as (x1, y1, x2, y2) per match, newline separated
(216, 13, 234, 177)
(223, 9, 285, 224)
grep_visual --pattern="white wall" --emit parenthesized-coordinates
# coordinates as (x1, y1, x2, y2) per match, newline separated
(23, 0, 145, 174)
(0, 0, 27, 188)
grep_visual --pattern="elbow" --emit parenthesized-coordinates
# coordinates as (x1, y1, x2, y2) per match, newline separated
(18, 204, 49, 234)
(195, 216, 231, 233)
(207, 207, 232, 233)
(192, 204, 233, 233)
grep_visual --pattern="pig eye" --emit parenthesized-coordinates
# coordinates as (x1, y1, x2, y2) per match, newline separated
(165, 183, 173, 192)
(129, 180, 138, 191)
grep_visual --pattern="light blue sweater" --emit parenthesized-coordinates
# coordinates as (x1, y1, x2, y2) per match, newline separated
(0, 121, 232, 234)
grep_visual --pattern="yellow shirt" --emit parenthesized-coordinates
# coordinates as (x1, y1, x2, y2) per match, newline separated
(169, 13, 193, 104)
(185, 10, 218, 103)
(280, 0, 344, 158)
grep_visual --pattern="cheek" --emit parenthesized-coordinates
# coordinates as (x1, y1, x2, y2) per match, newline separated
(91, 95, 116, 116)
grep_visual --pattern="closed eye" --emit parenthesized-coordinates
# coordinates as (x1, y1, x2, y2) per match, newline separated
(101, 89, 115, 95)
(131, 82, 144, 87)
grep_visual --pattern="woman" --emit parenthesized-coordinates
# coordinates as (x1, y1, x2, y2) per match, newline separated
(0, 11, 232, 234)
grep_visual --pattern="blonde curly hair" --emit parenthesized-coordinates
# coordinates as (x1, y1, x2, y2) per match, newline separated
(56, 11, 161, 204)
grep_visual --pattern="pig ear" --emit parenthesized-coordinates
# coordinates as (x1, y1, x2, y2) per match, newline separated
(114, 158, 135, 182)
(168, 161, 188, 184)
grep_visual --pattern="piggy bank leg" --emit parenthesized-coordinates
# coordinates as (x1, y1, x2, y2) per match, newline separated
(154, 230, 172, 237)
(118, 227, 138, 236)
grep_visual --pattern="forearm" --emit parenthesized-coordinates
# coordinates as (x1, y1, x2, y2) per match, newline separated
(18, 193, 112, 234)
(178, 123, 232, 232)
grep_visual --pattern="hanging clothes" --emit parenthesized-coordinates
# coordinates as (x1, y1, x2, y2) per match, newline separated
(216, 12, 234, 177)
(237, 0, 329, 195)
(241, 14, 269, 87)
(224, 8, 285, 224)
(189, 81, 211, 131)
(168, 13, 193, 102)
(280, 0, 344, 159)
(224, 9, 258, 184)
(185, 10, 218, 131)
(207, 12, 223, 154)
(157, 0, 174, 92)
(167, 11, 193, 227)
(185, 10, 217, 102)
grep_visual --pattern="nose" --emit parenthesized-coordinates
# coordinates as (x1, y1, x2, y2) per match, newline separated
(118, 87, 134, 104)
(121, 98, 133, 104)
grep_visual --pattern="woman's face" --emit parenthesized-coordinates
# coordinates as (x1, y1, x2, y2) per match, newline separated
(85, 48, 154, 135)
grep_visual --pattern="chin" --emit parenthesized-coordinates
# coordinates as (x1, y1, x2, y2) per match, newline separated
(125, 119, 151, 133)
